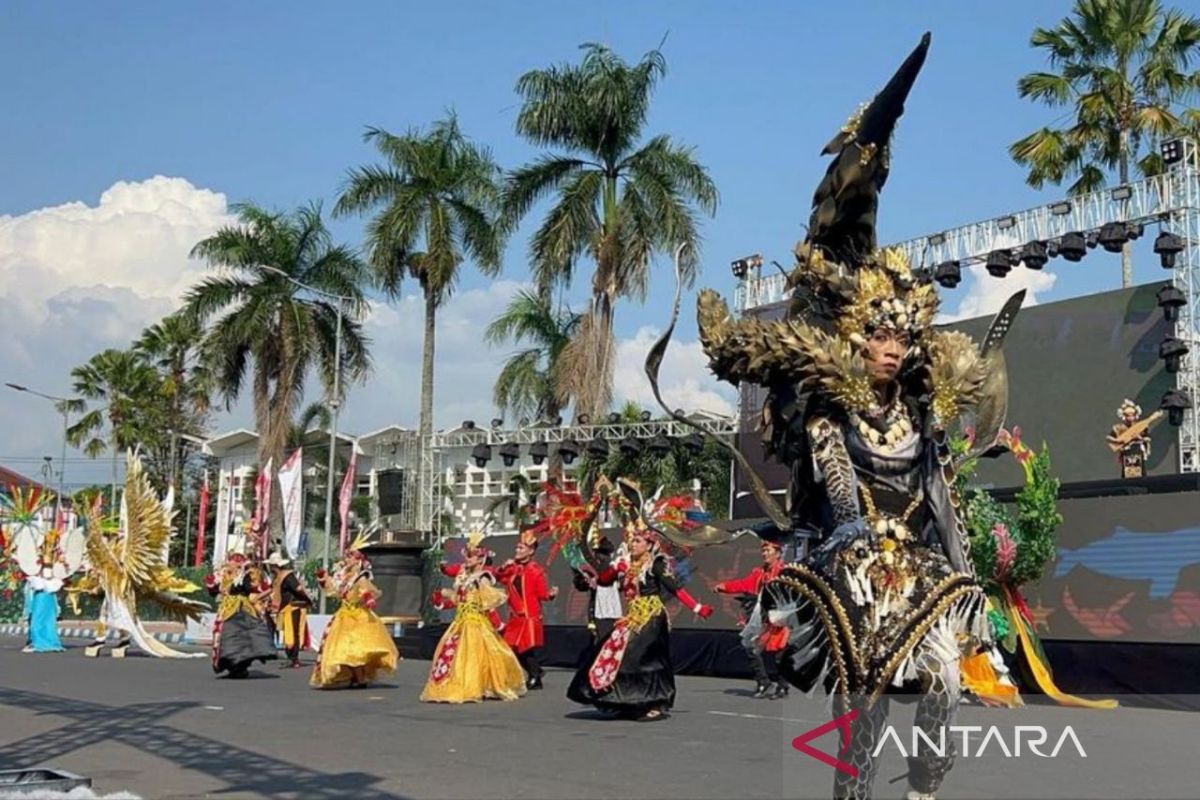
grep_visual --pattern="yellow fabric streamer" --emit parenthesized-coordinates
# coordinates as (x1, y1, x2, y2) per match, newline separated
(1007, 593, 1118, 710)
(960, 652, 1022, 708)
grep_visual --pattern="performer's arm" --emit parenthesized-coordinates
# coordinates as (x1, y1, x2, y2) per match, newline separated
(653, 557, 713, 618)
(715, 568, 762, 595)
(534, 565, 554, 601)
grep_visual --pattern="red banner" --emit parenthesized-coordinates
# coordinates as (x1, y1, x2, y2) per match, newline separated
(194, 473, 210, 567)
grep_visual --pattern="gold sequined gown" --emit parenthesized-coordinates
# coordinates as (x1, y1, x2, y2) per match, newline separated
(310, 575, 400, 688)
(420, 566, 527, 703)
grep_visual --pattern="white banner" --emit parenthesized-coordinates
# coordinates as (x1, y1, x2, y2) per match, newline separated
(278, 448, 304, 558)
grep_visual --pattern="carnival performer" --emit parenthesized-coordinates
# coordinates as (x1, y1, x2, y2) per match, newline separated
(421, 529, 527, 703)
(266, 551, 312, 667)
(567, 500, 714, 722)
(571, 536, 622, 645)
(696, 33, 1023, 798)
(206, 549, 277, 677)
(73, 453, 207, 658)
(5, 488, 86, 654)
(310, 533, 400, 689)
(496, 530, 558, 689)
(714, 538, 788, 699)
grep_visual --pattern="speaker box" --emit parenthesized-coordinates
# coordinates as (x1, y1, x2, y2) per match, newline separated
(377, 468, 405, 515)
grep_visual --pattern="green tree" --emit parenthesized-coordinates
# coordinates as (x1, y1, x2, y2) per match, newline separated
(1010, 0, 1200, 286)
(183, 202, 370, 533)
(65, 348, 166, 500)
(135, 311, 213, 494)
(334, 115, 504, 444)
(485, 288, 581, 424)
(502, 43, 718, 419)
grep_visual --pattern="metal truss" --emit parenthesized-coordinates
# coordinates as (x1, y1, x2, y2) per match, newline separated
(734, 139, 1200, 472)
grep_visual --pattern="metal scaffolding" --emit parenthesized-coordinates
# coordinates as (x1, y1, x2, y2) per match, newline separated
(734, 139, 1200, 472)
(416, 416, 739, 535)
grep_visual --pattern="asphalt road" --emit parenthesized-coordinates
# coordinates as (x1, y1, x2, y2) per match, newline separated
(1, 636, 1197, 800)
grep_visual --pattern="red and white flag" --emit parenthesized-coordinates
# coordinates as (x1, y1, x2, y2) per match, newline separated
(194, 473, 210, 567)
(277, 448, 304, 558)
(254, 457, 274, 558)
(338, 450, 358, 554)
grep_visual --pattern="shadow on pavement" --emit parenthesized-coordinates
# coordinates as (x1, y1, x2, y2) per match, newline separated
(0, 687, 409, 800)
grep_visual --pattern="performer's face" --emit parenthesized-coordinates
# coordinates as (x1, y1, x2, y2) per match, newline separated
(865, 327, 909, 385)
(762, 544, 780, 565)
(629, 536, 650, 557)
(515, 541, 534, 561)
(1122, 408, 1138, 424)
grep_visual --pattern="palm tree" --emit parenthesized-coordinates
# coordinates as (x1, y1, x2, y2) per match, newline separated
(502, 43, 718, 418)
(485, 288, 581, 424)
(334, 115, 504, 444)
(136, 311, 213, 494)
(1010, 0, 1200, 286)
(66, 348, 164, 503)
(182, 202, 370, 532)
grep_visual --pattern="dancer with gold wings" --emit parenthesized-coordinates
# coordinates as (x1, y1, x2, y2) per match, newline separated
(420, 528, 527, 703)
(72, 452, 208, 658)
(311, 531, 400, 689)
(694, 33, 1024, 799)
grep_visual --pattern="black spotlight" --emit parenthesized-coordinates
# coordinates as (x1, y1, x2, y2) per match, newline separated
(1098, 222, 1129, 253)
(1160, 389, 1193, 427)
(587, 437, 610, 460)
(619, 435, 643, 457)
(934, 260, 962, 289)
(1157, 285, 1187, 323)
(986, 250, 1014, 278)
(462, 420, 476, 430)
(640, 410, 652, 422)
(498, 441, 520, 467)
(1162, 138, 1184, 165)
(1021, 241, 1049, 270)
(577, 414, 591, 426)
(558, 438, 580, 465)
(607, 412, 621, 425)
(1154, 231, 1184, 269)
(1127, 222, 1144, 241)
(1059, 232, 1087, 261)
(648, 433, 673, 458)
(471, 442, 492, 468)
(529, 440, 548, 465)
(682, 432, 705, 454)
(1160, 337, 1189, 373)
(1086, 230, 1101, 249)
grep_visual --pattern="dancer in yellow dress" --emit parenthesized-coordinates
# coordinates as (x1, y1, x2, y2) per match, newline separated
(420, 529, 527, 703)
(310, 533, 400, 689)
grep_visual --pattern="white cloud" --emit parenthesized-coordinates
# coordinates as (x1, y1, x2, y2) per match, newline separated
(939, 266, 1057, 323)
(613, 326, 736, 417)
(0, 176, 735, 484)
(0, 177, 232, 478)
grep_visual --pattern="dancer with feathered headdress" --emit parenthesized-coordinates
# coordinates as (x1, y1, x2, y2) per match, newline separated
(72, 452, 207, 659)
(206, 544, 277, 678)
(420, 526, 526, 703)
(310, 530, 400, 689)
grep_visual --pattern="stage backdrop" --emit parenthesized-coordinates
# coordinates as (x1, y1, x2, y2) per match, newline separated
(732, 281, 1178, 519)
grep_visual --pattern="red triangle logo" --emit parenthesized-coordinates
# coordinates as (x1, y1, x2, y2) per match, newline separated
(791, 709, 860, 777)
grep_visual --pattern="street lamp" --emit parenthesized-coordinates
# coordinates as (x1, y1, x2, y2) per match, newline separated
(6, 382, 74, 516)
(260, 266, 351, 613)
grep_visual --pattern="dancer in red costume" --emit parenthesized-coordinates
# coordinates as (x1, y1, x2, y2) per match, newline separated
(715, 539, 789, 698)
(496, 529, 558, 690)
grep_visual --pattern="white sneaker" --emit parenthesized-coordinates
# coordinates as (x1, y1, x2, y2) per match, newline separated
(21, 645, 35, 653)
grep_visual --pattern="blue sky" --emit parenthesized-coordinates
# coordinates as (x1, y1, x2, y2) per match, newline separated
(0, 0, 1161, 483)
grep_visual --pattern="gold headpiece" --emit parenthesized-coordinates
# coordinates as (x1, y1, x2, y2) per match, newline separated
(347, 528, 375, 554)
(465, 527, 487, 553)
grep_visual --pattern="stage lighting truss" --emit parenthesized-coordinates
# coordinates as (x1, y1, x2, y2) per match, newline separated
(733, 137, 1200, 473)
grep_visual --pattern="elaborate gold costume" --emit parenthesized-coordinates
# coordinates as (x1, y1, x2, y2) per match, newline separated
(420, 531, 527, 703)
(311, 536, 400, 688)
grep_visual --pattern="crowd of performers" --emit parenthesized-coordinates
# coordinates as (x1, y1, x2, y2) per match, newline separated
(3, 31, 1116, 800)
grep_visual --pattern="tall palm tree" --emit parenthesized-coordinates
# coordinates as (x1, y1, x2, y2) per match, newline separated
(334, 115, 504, 444)
(485, 288, 581, 424)
(1010, 0, 1200, 286)
(182, 202, 370, 532)
(136, 311, 213, 493)
(66, 348, 164, 502)
(502, 43, 718, 418)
